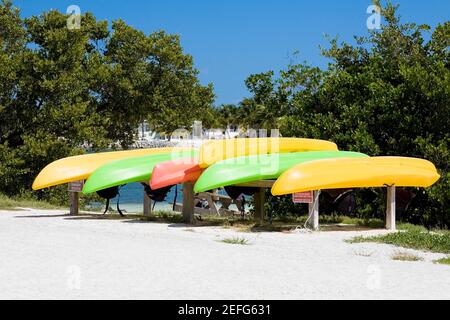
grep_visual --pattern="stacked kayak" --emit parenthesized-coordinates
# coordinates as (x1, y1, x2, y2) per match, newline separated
(198, 138, 338, 168)
(271, 157, 441, 196)
(32, 147, 192, 190)
(82, 150, 197, 194)
(32, 137, 339, 194)
(149, 138, 339, 190)
(80, 137, 338, 194)
(151, 158, 202, 190)
(193, 151, 369, 193)
(33, 137, 440, 203)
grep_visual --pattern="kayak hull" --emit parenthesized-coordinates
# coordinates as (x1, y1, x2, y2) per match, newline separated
(194, 151, 368, 193)
(32, 147, 191, 190)
(198, 138, 338, 168)
(271, 157, 441, 196)
(150, 159, 202, 190)
(82, 150, 198, 194)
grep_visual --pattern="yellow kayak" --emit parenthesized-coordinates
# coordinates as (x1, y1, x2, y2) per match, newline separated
(198, 138, 338, 168)
(32, 147, 192, 190)
(271, 157, 440, 196)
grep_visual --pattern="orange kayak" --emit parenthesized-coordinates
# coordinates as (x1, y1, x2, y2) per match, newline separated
(150, 158, 203, 190)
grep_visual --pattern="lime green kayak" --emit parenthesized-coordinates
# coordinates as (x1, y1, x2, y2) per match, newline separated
(83, 150, 198, 194)
(194, 151, 368, 193)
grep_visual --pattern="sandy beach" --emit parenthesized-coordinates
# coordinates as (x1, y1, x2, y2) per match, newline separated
(0, 208, 449, 300)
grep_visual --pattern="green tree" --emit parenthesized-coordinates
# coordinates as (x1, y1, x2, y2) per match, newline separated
(102, 21, 214, 142)
(239, 2, 450, 227)
(212, 104, 240, 129)
(0, 0, 34, 195)
(0, 0, 214, 198)
(238, 71, 287, 130)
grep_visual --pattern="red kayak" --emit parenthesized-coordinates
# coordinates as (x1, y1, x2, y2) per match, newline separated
(150, 158, 203, 190)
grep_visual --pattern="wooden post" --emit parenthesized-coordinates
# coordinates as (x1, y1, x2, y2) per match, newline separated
(68, 181, 83, 215)
(143, 191, 152, 217)
(386, 186, 396, 231)
(254, 188, 266, 223)
(204, 193, 219, 216)
(307, 191, 320, 230)
(69, 192, 79, 216)
(182, 182, 195, 224)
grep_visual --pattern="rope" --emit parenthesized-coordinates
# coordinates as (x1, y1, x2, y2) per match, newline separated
(116, 185, 125, 217)
(304, 191, 321, 230)
(173, 184, 178, 211)
(103, 198, 110, 215)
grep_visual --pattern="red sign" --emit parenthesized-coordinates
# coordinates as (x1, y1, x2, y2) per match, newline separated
(292, 191, 313, 204)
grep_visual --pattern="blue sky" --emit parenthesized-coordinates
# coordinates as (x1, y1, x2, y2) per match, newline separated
(14, 0, 450, 105)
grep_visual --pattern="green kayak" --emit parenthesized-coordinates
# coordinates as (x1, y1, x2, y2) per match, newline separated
(194, 151, 368, 193)
(83, 150, 198, 194)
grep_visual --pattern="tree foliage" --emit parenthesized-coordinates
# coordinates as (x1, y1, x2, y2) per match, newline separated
(231, 2, 450, 227)
(0, 0, 214, 198)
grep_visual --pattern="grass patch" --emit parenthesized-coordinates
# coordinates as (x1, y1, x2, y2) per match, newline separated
(340, 217, 385, 228)
(220, 237, 249, 245)
(273, 215, 384, 228)
(150, 211, 185, 223)
(397, 223, 428, 233)
(191, 215, 386, 233)
(434, 257, 450, 265)
(0, 194, 63, 210)
(348, 224, 450, 254)
(392, 251, 423, 262)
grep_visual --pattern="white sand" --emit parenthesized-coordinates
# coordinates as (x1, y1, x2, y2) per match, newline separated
(0, 209, 449, 300)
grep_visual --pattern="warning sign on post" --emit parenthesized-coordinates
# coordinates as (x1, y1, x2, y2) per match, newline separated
(292, 191, 314, 204)
(68, 180, 84, 192)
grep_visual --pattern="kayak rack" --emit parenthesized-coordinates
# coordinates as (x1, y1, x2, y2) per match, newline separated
(235, 181, 321, 230)
(175, 185, 247, 221)
(174, 191, 246, 217)
(178, 181, 396, 231)
(68, 181, 397, 231)
(177, 180, 322, 229)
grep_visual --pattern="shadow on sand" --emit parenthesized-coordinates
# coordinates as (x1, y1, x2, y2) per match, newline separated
(13, 212, 382, 233)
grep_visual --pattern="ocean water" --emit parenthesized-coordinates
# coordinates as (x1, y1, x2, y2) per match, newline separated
(92, 183, 181, 213)
(91, 183, 245, 214)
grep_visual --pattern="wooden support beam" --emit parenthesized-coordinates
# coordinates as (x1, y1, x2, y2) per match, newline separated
(236, 180, 275, 188)
(386, 186, 396, 231)
(143, 191, 152, 217)
(69, 192, 79, 216)
(182, 182, 195, 224)
(307, 191, 320, 230)
(68, 181, 83, 216)
(204, 193, 219, 216)
(253, 188, 266, 223)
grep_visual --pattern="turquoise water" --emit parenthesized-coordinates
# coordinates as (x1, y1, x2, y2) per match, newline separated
(92, 182, 244, 214)
(94, 183, 181, 213)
